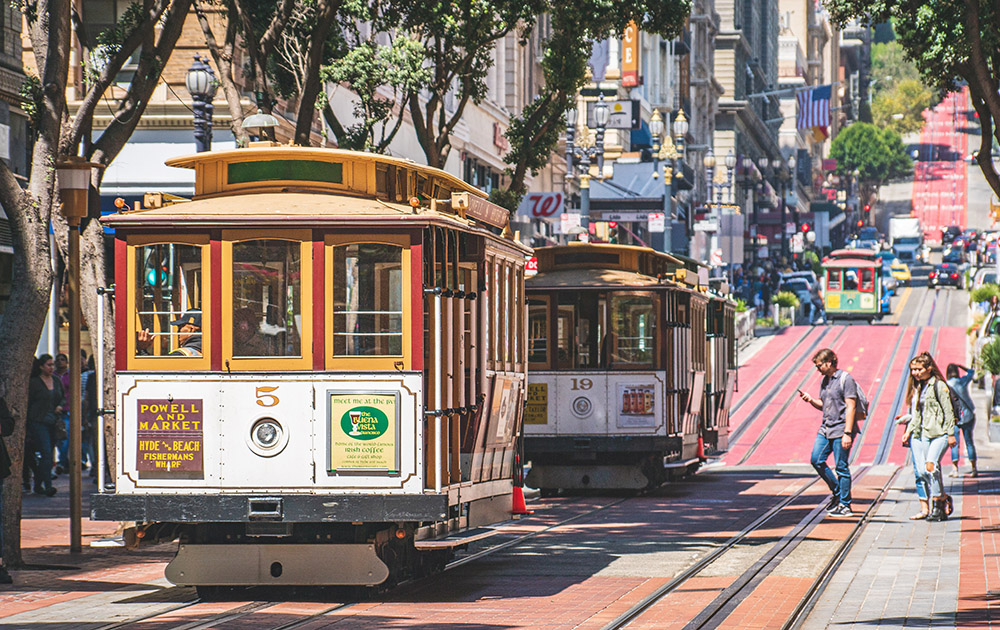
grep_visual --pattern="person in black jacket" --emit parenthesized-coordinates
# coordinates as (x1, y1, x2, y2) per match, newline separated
(26, 354, 64, 497)
(1, 390, 15, 584)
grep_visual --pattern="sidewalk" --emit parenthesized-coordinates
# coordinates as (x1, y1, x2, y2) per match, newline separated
(803, 400, 1000, 627)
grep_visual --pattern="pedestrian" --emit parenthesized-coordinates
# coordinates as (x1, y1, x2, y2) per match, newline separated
(81, 356, 96, 474)
(945, 363, 978, 478)
(900, 352, 956, 522)
(0, 389, 15, 584)
(26, 354, 65, 497)
(809, 281, 825, 325)
(798, 348, 859, 518)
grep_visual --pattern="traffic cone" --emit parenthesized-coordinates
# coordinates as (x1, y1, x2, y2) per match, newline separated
(697, 435, 705, 461)
(512, 486, 533, 515)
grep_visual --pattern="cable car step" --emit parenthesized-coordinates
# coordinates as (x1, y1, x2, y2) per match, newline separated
(414, 527, 498, 550)
(663, 457, 700, 469)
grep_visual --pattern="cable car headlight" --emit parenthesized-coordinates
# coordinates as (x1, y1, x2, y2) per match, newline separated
(246, 417, 288, 457)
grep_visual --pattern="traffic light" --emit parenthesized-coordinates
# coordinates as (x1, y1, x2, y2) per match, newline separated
(863, 203, 871, 214)
(856, 219, 864, 228)
(801, 223, 810, 233)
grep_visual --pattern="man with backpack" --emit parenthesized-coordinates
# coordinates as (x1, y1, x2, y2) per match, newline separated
(798, 348, 865, 518)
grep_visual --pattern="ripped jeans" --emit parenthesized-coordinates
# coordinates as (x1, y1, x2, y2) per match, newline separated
(912, 434, 950, 498)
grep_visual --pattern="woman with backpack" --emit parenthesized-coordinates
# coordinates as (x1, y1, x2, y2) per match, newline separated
(946, 363, 978, 478)
(901, 352, 956, 522)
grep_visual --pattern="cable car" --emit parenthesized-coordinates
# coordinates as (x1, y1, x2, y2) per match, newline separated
(822, 257, 883, 322)
(522, 244, 732, 490)
(92, 145, 530, 591)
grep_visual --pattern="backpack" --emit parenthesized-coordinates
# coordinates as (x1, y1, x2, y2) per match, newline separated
(839, 372, 869, 426)
(934, 380, 967, 424)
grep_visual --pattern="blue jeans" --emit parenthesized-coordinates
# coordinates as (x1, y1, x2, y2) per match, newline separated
(950, 420, 977, 464)
(811, 433, 852, 506)
(911, 444, 927, 499)
(57, 413, 69, 469)
(912, 435, 949, 498)
(27, 422, 54, 491)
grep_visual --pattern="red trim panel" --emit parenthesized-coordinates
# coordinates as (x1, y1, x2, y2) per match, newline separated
(210, 233, 223, 370)
(313, 237, 325, 371)
(115, 236, 127, 370)
(411, 236, 424, 371)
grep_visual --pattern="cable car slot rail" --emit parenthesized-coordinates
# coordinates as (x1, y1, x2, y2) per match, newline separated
(733, 326, 849, 464)
(602, 465, 895, 630)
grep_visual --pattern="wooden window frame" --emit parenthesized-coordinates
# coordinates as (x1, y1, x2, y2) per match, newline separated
(221, 229, 313, 370)
(125, 234, 211, 371)
(325, 233, 412, 371)
(527, 294, 551, 371)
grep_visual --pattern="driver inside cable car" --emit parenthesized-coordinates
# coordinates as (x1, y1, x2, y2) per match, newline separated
(136, 310, 203, 357)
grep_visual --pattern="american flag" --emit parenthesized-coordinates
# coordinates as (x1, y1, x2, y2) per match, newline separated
(796, 84, 832, 130)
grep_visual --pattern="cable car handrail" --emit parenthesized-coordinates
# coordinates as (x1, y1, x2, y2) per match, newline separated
(332, 309, 404, 315)
(332, 331, 403, 336)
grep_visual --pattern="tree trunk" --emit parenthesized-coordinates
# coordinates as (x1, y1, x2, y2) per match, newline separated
(292, 0, 339, 146)
(1, 193, 56, 568)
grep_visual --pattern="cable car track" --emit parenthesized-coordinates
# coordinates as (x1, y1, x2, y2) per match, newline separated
(732, 326, 849, 465)
(90, 497, 631, 629)
(727, 327, 835, 446)
(601, 466, 896, 630)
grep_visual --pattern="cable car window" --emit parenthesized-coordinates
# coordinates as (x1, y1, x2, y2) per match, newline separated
(609, 293, 656, 368)
(826, 269, 841, 291)
(859, 268, 875, 292)
(527, 297, 549, 366)
(843, 269, 859, 291)
(231, 240, 302, 357)
(134, 243, 203, 357)
(557, 292, 606, 369)
(333, 243, 403, 356)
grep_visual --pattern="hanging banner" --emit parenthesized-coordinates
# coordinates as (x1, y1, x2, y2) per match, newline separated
(328, 392, 399, 473)
(622, 21, 640, 87)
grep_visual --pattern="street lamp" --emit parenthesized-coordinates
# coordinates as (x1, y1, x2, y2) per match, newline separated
(650, 110, 680, 252)
(787, 154, 798, 234)
(56, 156, 103, 554)
(186, 55, 218, 153)
(564, 95, 610, 239)
(725, 150, 737, 202)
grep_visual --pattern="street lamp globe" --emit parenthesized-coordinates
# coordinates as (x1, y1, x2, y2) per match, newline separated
(703, 149, 716, 169)
(565, 107, 577, 127)
(725, 149, 737, 170)
(649, 110, 664, 139)
(757, 156, 769, 171)
(594, 99, 610, 128)
(185, 54, 214, 100)
(788, 154, 796, 172)
(673, 109, 689, 138)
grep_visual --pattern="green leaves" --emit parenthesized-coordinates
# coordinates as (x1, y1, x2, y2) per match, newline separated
(829, 122, 911, 188)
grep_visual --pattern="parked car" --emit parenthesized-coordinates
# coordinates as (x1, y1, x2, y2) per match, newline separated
(929, 262, 963, 288)
(890, 261, 911, 285)
(972, 268, 999, 291)
(779, 278, 813, 306)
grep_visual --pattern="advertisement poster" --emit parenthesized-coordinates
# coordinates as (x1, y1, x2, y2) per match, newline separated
(329, 392, 398, 473)
(487, 377, 521, 446)
(136, 399, 204, 475)
(524, 383, 548, 425)
(616, 384, 656, 429)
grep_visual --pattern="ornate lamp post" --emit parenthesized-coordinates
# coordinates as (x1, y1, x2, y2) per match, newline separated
(725, 150, 737, 201)
(185, 55, 218, 153)
(787, 154, 798, 233)
(673, 110, 689, 240)
(650, 110, 680, 252)
(743, 157, 760, 269)
(565, 95, 610, 239)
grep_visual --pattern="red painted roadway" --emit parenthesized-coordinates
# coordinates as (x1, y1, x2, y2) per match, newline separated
(726, 324, 968, 468)
(913, 88, 969, 241)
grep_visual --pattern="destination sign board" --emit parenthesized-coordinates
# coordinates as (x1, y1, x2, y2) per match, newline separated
(136, 399, 204, 475)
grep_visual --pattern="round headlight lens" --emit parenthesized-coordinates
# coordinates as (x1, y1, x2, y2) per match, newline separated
(252, 419, 281, 448)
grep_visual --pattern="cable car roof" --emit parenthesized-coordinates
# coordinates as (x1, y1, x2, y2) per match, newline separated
(527, 267, 664, 288)
(822, 258, 881, 269)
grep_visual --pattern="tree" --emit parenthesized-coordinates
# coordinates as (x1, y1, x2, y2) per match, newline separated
(825, 0, 1000, 201)
(494, 0, 692, 211)
(402, 0, 546, 169)
(872, 78, 933, 135)
(2, 0, 192, 568)
(829, 122, 912, 217)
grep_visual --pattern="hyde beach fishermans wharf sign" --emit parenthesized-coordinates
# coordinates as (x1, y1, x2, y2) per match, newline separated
(136, 399, 204, 476)
(329, 392, 399, 473)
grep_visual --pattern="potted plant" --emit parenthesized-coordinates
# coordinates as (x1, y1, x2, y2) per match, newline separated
(771, 291, 800, 327)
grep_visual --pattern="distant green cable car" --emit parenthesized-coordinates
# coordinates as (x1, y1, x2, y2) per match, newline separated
(822, 257, 883, 323)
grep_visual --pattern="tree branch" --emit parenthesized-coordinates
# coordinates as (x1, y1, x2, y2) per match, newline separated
(194, 0, 249, 145)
